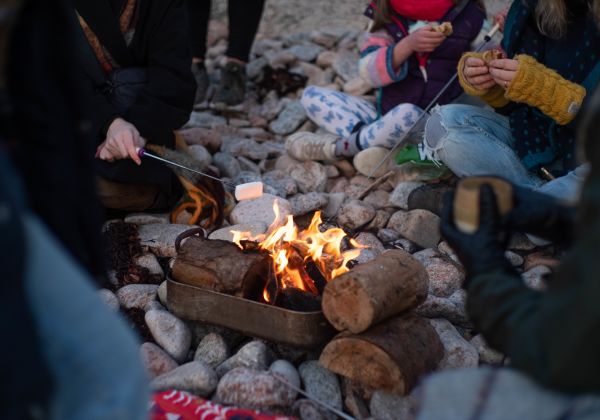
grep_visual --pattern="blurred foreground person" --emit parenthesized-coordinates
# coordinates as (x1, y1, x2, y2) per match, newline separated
(412, 86, 600, 419)
(75, 0, 196, 212)
(1, 1, 148, 418)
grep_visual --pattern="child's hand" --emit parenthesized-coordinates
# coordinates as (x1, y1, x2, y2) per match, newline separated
(406, 26, 446, 53)
(489, 58, 520, 90)
(463, 57, 496, 90)
(96, 118, 146, 165)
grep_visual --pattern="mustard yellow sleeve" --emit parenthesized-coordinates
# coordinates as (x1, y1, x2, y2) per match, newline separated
(506, 54, 587, 126)
(457, 52, 511, 108)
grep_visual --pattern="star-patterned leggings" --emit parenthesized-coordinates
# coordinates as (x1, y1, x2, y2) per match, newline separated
(301, 86, 423, 154)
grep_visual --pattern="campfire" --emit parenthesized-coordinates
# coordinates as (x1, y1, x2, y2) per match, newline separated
(231, 204, 364, 309)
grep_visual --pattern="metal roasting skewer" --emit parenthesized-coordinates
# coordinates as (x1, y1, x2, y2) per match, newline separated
(272, 374, 356, 420)
(365, 23, 502, 181)
(137, 148, 238, 189)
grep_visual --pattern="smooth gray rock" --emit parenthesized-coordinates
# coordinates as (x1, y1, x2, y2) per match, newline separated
(230, 194, 292, 227)
(415, 291, 469, 326)
(263, 170, 299, 197)
(363, 189, 390, 210)
(140, 342, 179, 379)
(269, 101, 307, 135)
(270, 359, 301, 389)
(213, 152, 242, 179)
(388, 210, 441, 249)
(388, 182, 425, 209)
(186, 111, 226, 128)
(194, 333, 230, 368)
(133, 253, 164, 280)
(151, 361, 218, 397)
(298, 361, 342, 411)
(377, 228, 401, 243)
(187, 144, 212, 169)
(157, 281, 167, 306)
(323, 192, 346, 218)
(370, 391, 414, 420)
(208, 222, 267, 242)
(429, 318, 479, 370)
(332, 51, 359, 81)
(290, 192, 329, 216)
(413, 249, 464, 298)
(505, 250, 524, 267)
(145, 310, 192, 362)
(98, 289, 119, 311)
(290, 161, 328, 193)
(216, 341, 274, 378)
(117, 284, 159, 310)
(523, 265, 551, 291)
(289, 43, 325, 62)
(138, 224, 193, 258)
(247, 56, 268, 79)
(222, 137, 270, 161)
(238, 156, 262, 174)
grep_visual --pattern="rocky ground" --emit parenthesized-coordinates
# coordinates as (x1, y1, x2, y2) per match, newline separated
(98, 4, 558, 419)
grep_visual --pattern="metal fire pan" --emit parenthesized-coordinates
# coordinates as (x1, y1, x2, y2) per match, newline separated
(167, 278, 336, 349)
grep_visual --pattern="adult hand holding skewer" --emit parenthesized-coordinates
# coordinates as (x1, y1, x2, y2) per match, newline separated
(96, 117, 146, 165)
(462, 56, 496, 90)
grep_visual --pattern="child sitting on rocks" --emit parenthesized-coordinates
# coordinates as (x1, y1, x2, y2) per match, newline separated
(285, 0, 485, 175)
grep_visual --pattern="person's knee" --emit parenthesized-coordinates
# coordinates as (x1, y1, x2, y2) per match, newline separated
(301, 85, 325, 107)
(424, 111, 447, 150)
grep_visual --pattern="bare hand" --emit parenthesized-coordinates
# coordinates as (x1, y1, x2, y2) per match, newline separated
(96, 118, 145, 165)
(463, 56, 496, 90)
(406, 26, 446, 53)
(489, 58, 519, 90)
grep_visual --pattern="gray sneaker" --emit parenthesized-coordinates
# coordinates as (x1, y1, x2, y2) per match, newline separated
(192, 62, 209, 104)
(285, 132, 338, 161)
(213, 61, 247, 107)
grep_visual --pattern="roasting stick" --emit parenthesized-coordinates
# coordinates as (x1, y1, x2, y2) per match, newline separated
(136, 148, 264, 201)
(272, 374, 356, 420)
(365, 23, 501, 182)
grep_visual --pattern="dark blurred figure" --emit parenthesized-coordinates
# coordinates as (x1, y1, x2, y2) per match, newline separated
(75, 0, 195, 212)
(1, 1, 148, 418)
(411, 85, 600, 419)
(187, 0, 266, 106)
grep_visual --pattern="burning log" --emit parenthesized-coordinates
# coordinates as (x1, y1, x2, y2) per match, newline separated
(320, 315, 443, 395)
(171, 237, 269, 299)
(322, 250, 428, 334)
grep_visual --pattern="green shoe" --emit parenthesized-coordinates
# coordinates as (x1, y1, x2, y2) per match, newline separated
(394, 144, 451, 181)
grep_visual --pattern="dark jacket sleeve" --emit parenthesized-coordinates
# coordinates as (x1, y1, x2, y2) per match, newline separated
(124, 0, 195, 146)
(466, 200, 600, 392)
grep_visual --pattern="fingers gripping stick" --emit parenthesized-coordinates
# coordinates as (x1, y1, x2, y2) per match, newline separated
(136, 148, 264, 202)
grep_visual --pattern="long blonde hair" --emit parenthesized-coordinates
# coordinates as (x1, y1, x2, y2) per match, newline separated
(535, 0, 600, 39)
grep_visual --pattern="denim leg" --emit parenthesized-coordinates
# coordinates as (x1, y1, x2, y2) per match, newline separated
(357, 103, 424, 150)
(23, 215, 149, 420)
(301, 86, 377, 138)
(424, 104, 543, 188)
(537, 164, 590, 204)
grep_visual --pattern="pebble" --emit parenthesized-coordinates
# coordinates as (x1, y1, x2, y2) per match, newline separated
(337, 199, 376, 230)
(415, 291, 469, 327)
(354, 232, 385, 254)
(140, 342, 179, 379)
(215, 367, 297, 410)
(124, 213, 170, 225)
(263, 170, 299, 197)
(470, 334, 504, 365)
(157, 281, 167, 306)
(208, 222, 267, 242)
(290, 161, 329, 193)
(333, 159, 357, 178)
(269, 101, 307, 135)
(370, 391, 414, 420)
(178, 127, 224, 151)
(311, 29, 341, 49)
(366, 209, 392, 231)
(194, 333, 230, 369)
(221, 137, 269, 161)
(438, 241, 460, 264)
(363, 190, 390, 210)
(238, 156, 262, 174)
(327, 177, 349, 194)
(269, 359, 301, 389)
(213, 152, 242, 179)
(133, 253, 164, 280)
(523, 265, 551, 291)
(293, 399, 330, 420)
(505, 250, 524, 267)
(145, 309, 192, 362)
(265, 49, 297, 68)
(323, 192, 347, 218)
(151, 361, 218, 397)
(187, 144, 212, 169)
(332, 51, 360, 81)
(216, 340, 274, 378)
(391, 238, 420, 254)
(97, 289, 119, 312)
(508, 233, 537, 251)
(117, 284, 159, 310)
(377, 228, 401, 243)
(247, 56, 268, 79)
(523, 251, 560, 271)
(289, 43, 325, 62)
(429, 318, 479, 370)
(324, 165, 339, 178)
(186, 111, 226, 129)
(413, 250, 464, 298)
(230, 193, 292, 227)
(388, 210, 441, 249)
(138, 223, 194, 258)
(290, 192, 329, 216)
(274, 154, 302, 172)
(298, 361, 343, 411)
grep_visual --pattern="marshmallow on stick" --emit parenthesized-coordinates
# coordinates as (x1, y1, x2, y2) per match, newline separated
(235, 182, 264, 201)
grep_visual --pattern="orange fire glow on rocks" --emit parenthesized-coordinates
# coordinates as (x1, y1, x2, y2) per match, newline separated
(232, 204, 363, 303)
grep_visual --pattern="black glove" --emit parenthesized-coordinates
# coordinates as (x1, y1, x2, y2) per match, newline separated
(504, 185, 576, 244)
(441, 184, 512, 282)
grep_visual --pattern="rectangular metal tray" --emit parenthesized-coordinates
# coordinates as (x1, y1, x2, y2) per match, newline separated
(167, 278, 336, 349)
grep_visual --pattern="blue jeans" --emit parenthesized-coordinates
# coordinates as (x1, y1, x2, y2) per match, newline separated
(23, 215, 149, 420)
(424, 104, 588, 203)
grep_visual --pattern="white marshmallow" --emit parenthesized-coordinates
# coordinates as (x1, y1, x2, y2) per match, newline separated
(235, 182, 264, 201)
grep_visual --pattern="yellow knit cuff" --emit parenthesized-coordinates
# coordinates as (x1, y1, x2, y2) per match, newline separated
(506, 54, 587, 125)
(457, 52, 510, 108)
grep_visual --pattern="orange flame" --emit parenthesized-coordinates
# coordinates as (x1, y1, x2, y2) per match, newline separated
(231, 203, 365, 303)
